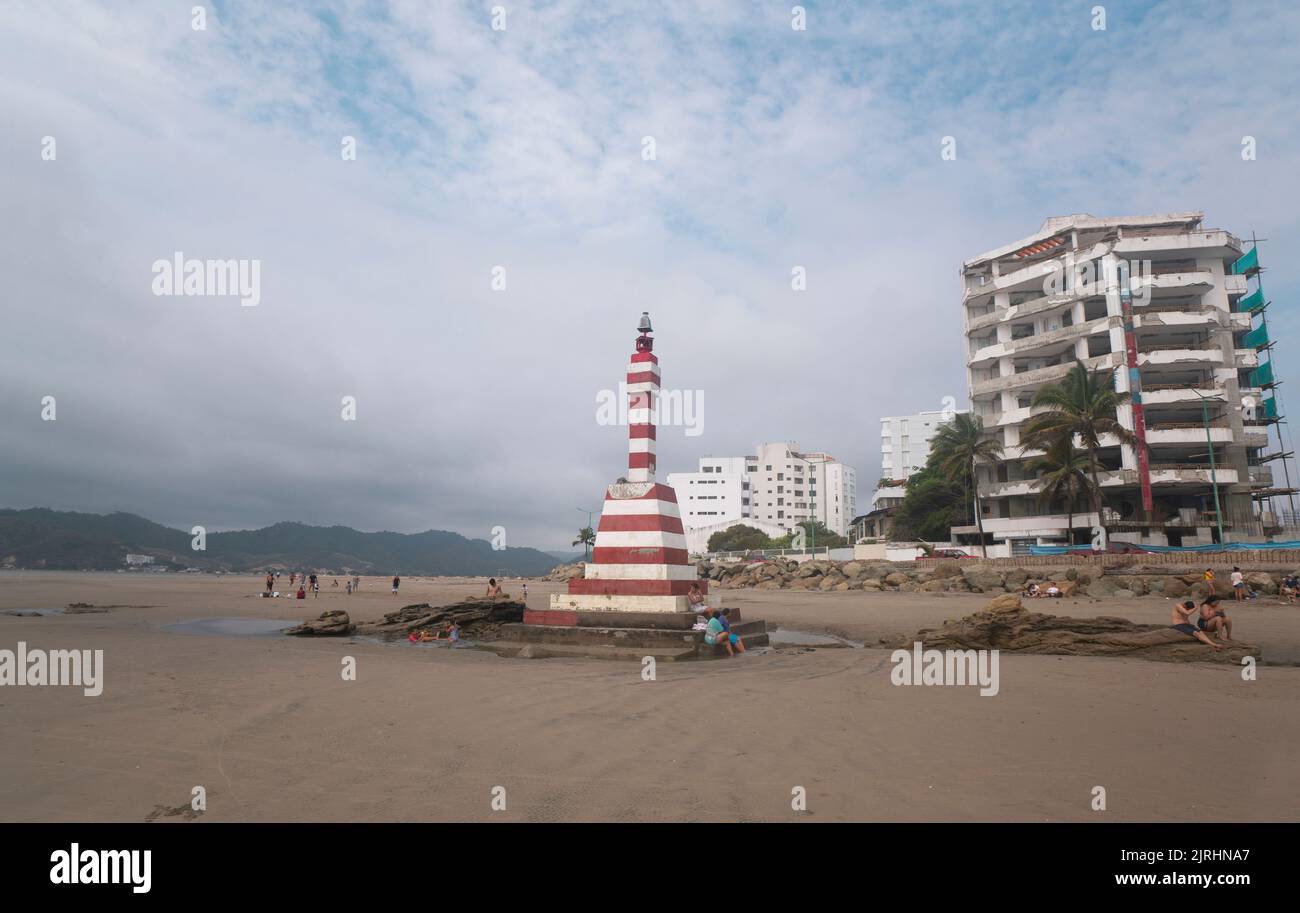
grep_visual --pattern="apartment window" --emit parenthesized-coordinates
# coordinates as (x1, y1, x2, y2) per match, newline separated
(777, 486, 784, 494)
(747, 465, 757, 473)
(765, 465, 772, 471)
(777, 473, 784, 481)
(777, 498, 784, 506)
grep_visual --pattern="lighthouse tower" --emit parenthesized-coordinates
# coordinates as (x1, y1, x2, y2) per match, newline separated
(544, 313, 717, 618)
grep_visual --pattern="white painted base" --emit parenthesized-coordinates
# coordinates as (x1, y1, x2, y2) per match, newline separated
(548, 593, 720, 614)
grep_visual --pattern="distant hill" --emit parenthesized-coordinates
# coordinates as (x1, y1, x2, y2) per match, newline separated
(0, 508, 564, 577)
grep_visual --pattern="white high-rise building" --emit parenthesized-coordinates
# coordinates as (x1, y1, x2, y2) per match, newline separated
(875, 408, 969, 509)
(959, 212, 1280, 552)
(668, 442, 857, 539)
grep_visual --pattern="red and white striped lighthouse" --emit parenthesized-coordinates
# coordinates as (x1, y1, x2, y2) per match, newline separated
(548, 312, 716, 616)
(626, 311, 658, 483)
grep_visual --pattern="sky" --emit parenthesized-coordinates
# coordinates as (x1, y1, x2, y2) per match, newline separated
(2, 0, 1299, 551)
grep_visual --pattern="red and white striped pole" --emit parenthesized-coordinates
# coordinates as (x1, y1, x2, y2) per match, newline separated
(627, 312, 659, 483)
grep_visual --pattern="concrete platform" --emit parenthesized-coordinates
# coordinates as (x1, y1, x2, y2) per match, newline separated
(523, 608, 699, 629)
(498, 618, 768, 660)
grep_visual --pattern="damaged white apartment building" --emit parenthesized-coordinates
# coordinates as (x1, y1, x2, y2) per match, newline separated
(956, 212, 1288, 555)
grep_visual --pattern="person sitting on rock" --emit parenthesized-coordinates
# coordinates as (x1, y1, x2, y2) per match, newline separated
(1024, 583, 1041, 598)
(448, 621, 460, 645)
(1046, 584, 1061, 598)
(705, 608, 745, 656)
(1171, 600, 1224, 650)
(1281, 574, 1299, 605)
(687, 583, 706, 613)
(1198, 595, 1233, 642)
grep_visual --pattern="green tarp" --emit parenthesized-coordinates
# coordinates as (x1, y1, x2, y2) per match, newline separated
(1240, 288, 1265, 312)
(1243, 323, 1270, 348)
(1263, 396, 1279, 420)
(1251, 360, 1275, 388)
(1231, 246, 1259, 275)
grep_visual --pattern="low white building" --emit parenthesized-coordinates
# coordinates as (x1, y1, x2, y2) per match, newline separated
(877, 408, 968, 494)
(124, 553, 154, 566)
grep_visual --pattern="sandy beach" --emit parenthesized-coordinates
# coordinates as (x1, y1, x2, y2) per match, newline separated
(1, 570, 1297, 822)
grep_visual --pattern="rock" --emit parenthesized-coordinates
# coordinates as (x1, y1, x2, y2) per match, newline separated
(1065, 568, 1078, 581)
(796, 564, 822, 579)
(930, 560, 964, 579)
(895, 601, 1258, 664)
(1163, 577, 1188, 598)
(284, 610, 356, 636)
(1247, 573, 1277, 595)
(818, 576, 840, 591)
(835, 581, 853, 591)
(962, 567, 1004, 591)
(884, 572, 908, 587)
(840, 561, 864, 579)
(352, 599, 524, 640)
(862, 578, 882, 591)
(984, 593, 1023, 613)
(920, 578, 948, 592)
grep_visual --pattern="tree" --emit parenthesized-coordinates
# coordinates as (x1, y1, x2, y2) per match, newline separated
(891, 464, 966, 543)
(1026, 437, 1094, 545)
(769, 520, 847, 551)
(1021, 358, 1138, 518)
(572, 526, 595, 559)
(706, 524, 773, 553)
(930, 412, 1004, 557)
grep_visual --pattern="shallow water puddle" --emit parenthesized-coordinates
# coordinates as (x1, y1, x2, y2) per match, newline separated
(3, 607, 66, 617)
(165, 618, 301, 637)
(769, 628, 862, 648)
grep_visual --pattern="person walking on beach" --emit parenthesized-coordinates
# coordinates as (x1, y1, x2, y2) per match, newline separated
(521, 582, 528, 602)
(345, 580, 353, 595)
(392, 574, 400, 595)
(265, 572, 274, 594)
(1171, 600, 1224, 650)
(310, 573, 319, 597)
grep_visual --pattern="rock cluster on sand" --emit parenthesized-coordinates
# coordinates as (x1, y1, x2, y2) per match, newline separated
(545, 562, 585, 582)
(284, 610, 356, 636)
(696, 557, 1300, 600)
(351, 599, 525, 640)
(894, 595, 1258, 664)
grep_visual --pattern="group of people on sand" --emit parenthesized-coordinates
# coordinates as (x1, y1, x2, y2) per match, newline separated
(1023, 582, 1062, 598)
(687, 582, 745, 657)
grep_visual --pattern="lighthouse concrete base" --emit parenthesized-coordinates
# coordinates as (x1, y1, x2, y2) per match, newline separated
(545, 592, 720, 615)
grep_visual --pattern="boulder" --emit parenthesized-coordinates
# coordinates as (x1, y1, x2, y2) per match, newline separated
(930, 560, 964, 579)
(961, 567, 1004, 591)
(1163, 577, 1189, 598)
(862, 578, 883, 591)
(284, 610, 355, 636)
(840, 561, 865, 579)
(884, 572, 909, 587)
(1247, 573, 1277, 595)
(1004, 568, 1028, 588)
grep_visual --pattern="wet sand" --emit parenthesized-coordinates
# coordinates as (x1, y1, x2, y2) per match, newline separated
(1, 570, 1297, 822)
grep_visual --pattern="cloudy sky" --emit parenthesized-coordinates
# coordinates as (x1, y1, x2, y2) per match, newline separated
(2, 0, 1298, 550)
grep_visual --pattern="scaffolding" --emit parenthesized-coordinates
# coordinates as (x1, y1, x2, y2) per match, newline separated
(1235, 237, 1300, 526)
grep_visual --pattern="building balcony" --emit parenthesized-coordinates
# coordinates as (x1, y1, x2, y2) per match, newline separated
(971, 354, 1116, 397)
(1249, 466, 1274, 488)
(1136, 346, 1222, 367)
(1113, 229, 1242, 261)
(1140, 384, 1223, 406)
(1145, 423, 1233, 445)
(979, 465, 1238, 499)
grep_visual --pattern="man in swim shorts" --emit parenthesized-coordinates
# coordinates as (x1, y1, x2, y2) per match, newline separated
(1171, 599, 1224, 649)
(1198, 594, 1233, 642)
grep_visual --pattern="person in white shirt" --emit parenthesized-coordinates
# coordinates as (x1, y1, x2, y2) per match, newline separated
(1230, 567, 1245, 601)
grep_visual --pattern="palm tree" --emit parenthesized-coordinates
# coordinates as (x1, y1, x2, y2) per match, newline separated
(1026, 437, 1094, 546)
(931, 413, 1004, 557)
(572, 526, 596, 560)
(1021, 358, 1139, 519)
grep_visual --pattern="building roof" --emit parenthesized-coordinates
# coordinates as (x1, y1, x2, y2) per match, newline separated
(962, 211, 1205, 272)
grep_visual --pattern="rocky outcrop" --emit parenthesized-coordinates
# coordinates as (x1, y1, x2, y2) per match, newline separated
(896, 595, 1258, 664)
(352, 599, 525, 640)
(284, 610, 356, 636)
(693, 556, 1300, 599)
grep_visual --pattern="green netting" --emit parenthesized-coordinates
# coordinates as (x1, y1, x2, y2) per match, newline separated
(1262, 396, 1279, 420)
(1240, 288, 1265, 312)
(1251, 360, 1275, 388)
(1243, 323, 1269, 348)
(1231, 246, 1259, 275)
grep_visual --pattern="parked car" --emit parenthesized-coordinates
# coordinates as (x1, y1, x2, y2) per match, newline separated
(917, 548, 971, 560)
